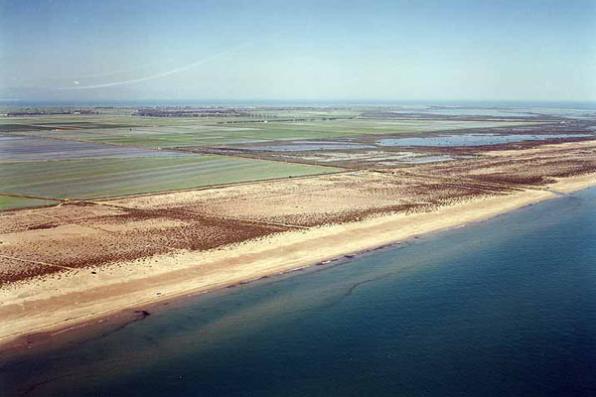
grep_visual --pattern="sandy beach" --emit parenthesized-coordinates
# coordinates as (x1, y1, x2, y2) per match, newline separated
(1, 172, 594, 352)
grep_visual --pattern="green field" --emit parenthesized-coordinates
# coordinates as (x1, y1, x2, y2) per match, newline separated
(0, 108, 552, 210)
(6, 118, 541, 148)
(0, 155, 339, 200)
(0, 195, 57, 211)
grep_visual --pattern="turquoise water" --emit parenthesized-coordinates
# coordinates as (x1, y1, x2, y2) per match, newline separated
(1, 188, 596, 396)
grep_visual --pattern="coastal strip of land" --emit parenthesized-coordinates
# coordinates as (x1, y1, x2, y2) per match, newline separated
(0, 174, 594, 353)
(0, 140, 595, 353)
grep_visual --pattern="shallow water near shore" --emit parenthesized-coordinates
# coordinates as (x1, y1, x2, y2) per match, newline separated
(2, 187, 596, 396)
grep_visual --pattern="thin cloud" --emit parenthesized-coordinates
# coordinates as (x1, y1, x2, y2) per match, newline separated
(59, 43, 251, 90)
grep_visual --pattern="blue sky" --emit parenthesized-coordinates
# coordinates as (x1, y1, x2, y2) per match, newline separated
(1, 0, 595, 102)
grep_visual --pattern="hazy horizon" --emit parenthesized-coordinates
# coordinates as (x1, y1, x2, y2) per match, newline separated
(2, 0, 595, 103)
(3, 99, 596, 109)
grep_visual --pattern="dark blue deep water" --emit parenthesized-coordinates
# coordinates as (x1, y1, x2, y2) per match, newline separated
(2, 188, 596, 397)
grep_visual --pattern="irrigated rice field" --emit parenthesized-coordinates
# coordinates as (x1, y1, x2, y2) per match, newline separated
(0, 195, 57, 211)
(0, 135, 189, 161)
(1, 156, 339, 200)
(1, 113, 541, 148)
(0, 105, 586, 210)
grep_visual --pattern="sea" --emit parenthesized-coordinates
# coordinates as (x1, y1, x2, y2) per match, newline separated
(1, 187, 595, 396)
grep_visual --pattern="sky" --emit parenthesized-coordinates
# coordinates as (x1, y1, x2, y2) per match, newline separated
(1, 0, 595, 103)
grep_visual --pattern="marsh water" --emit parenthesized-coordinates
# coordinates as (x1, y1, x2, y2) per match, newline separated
(2, 188, 596, 396)
(378, 133, 591, 147)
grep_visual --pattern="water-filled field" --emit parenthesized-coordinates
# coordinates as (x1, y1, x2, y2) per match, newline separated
(0, 135, 189, 161)
(1, 105, 593, 209)
(378, 133, 592, 147)
(242, 141, 374, 152)
(4, 117, 541, 148)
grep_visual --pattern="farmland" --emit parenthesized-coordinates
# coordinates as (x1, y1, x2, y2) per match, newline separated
(0, 104, 594, 216)
(1, 155, 338, 201)
(1, 105, 572, 210)
(0, 195, 57, 211)
(1, 109, 544, 148)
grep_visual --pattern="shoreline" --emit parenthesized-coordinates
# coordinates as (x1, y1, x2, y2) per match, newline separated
(1, 173, 595, 356)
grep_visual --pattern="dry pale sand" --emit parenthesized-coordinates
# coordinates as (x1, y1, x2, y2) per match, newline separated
(0, 173, 594, 350)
